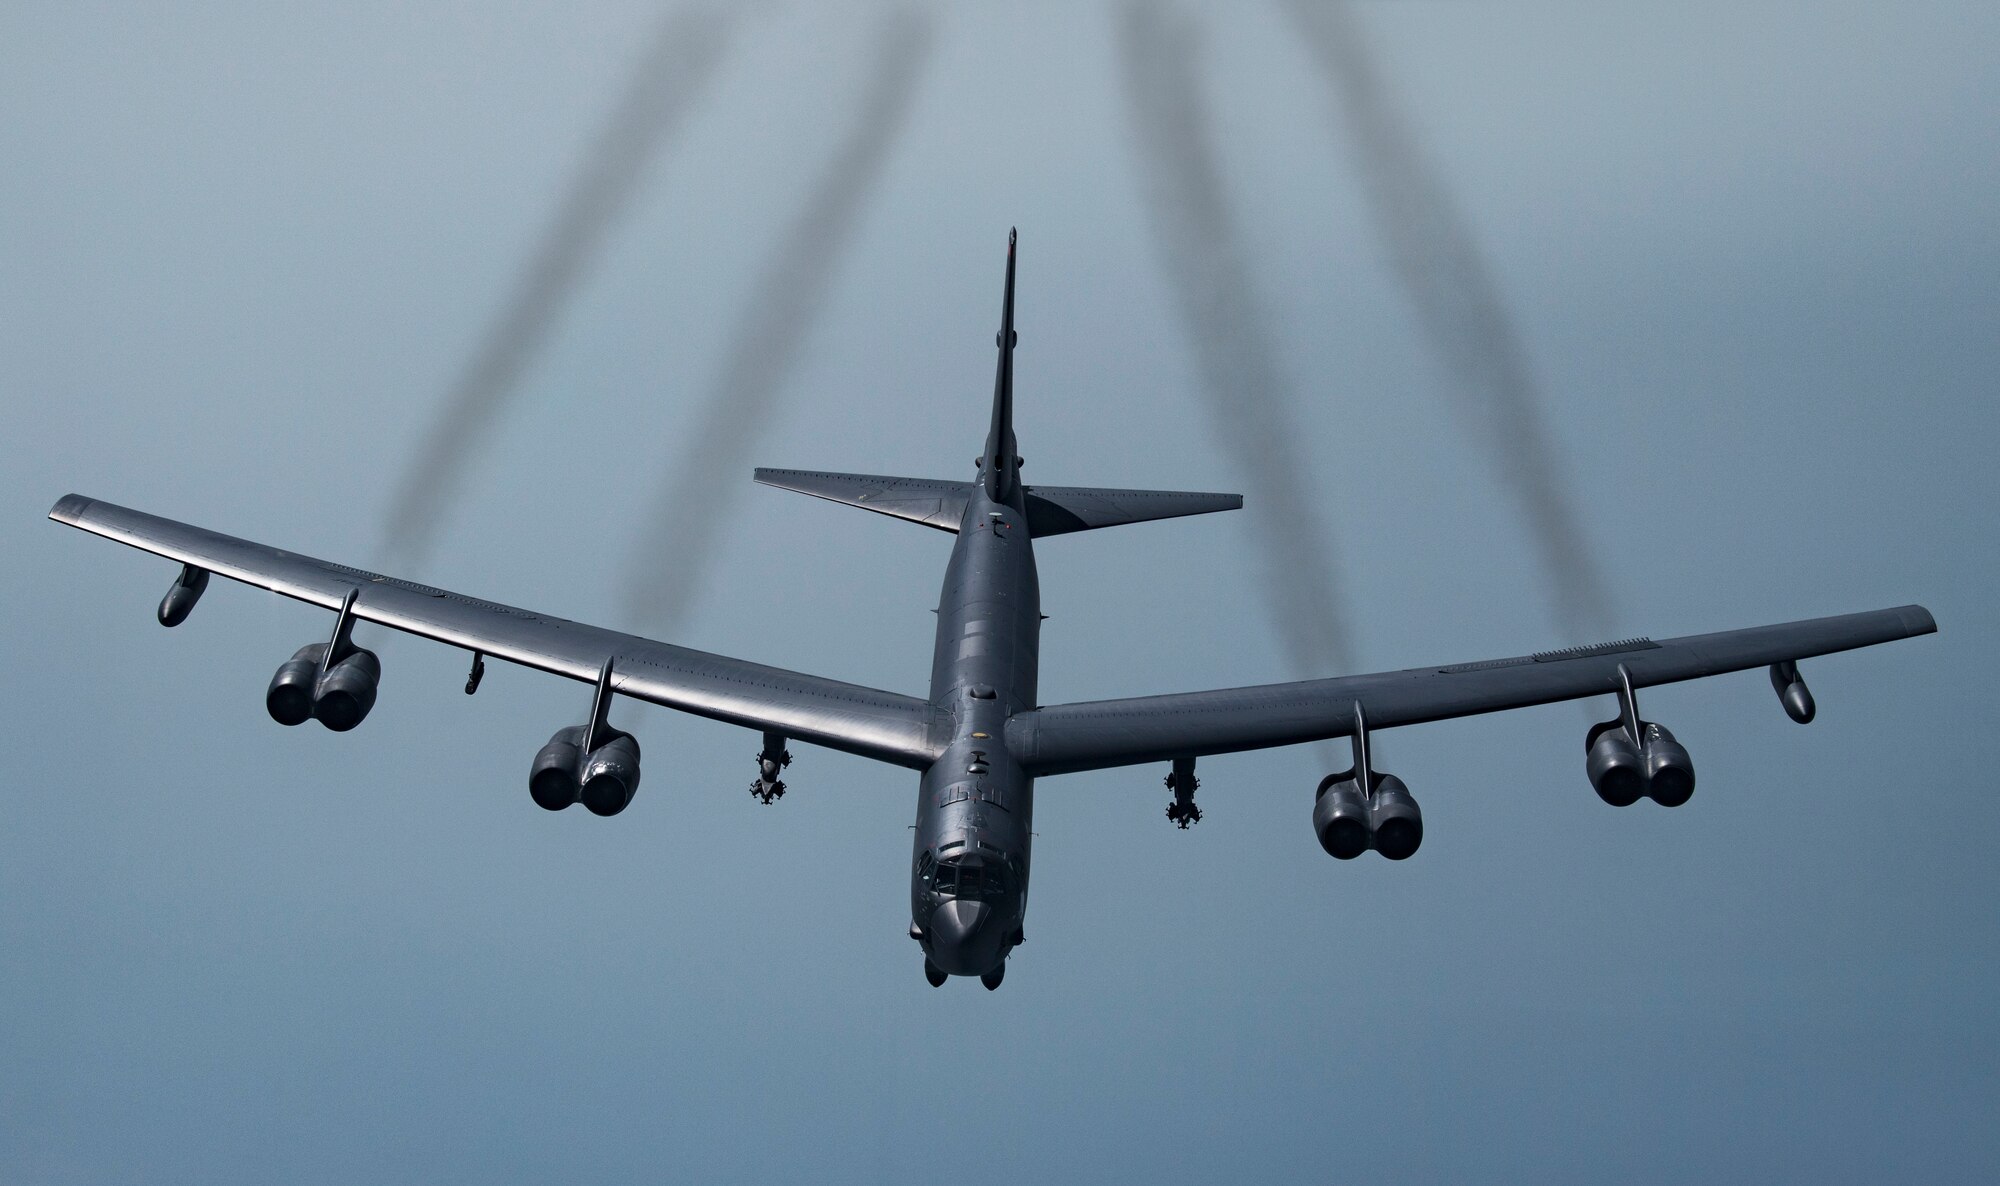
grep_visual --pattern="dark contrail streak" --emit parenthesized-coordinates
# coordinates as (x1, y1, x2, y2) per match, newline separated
(382, 4, 737, 568)
(1278, 0, 1615, 641)
(622, 4, 936, 633)
(1117, 1, 1358, 682)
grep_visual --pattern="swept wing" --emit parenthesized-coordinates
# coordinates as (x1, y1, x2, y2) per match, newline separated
(1007, 607, 1936, 776)
(50, 494, 942, 769)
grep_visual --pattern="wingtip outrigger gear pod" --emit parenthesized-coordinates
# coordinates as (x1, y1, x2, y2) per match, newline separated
(157, 563, 208, 627)
(1770, 660, 1816, 724)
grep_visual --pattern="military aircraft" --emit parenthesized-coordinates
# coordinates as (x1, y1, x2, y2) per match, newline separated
(50, 230, 1934, 990)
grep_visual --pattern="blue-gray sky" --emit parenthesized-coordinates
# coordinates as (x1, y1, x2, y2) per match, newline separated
(3, 2, 1995, 1181)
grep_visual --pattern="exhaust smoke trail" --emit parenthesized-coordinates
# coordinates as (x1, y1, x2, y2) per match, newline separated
(622, 5, 936, 633)
(1278, 0, 1615, 640)
(1117, 1, 1358, 681)
(382, 4, 737, 567)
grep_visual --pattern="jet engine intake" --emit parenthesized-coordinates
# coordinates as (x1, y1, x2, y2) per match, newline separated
(1586, 665, 1696, 806)
(1586, 721, 1643, 807)
(1315, 704, 1425, 860)
(527, 662, 643, 817)
(266, 644, 324, 727)
(1313, 773, 1423, 860)
(1640, 723, 1694, 807)
(1585, 719, 1695, 807)
(1369, 775, 1423, 860)
(313, 649, 380, 731)
(265, 642, 381, 730)
(1312, 775, 1370, 859)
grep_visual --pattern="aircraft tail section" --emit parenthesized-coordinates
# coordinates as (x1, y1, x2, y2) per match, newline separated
(983, 229, 1021, 502)
(755, 468, 1240, 537)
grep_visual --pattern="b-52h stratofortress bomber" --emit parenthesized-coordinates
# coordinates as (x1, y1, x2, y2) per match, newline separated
(51, 230, 1935, 990)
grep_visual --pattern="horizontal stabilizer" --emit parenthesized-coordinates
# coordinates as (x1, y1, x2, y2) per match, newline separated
(753, 469, 967, 532)
(754, 469, 1240, 537)
(1022, 485, 1242, 537)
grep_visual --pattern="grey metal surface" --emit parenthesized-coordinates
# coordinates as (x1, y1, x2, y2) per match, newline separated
(1020, 484, 1242, 536)
(1006, 605, 1937, 776)
(752, 469, 968, 531)
(751, 471, 1241, 538)
(48, 494, 942, 770)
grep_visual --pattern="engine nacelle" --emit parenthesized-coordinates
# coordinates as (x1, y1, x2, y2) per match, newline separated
(1586, 721, 1644, 807)
(1586, 719, 1694, 806)
(1313, 772, 1422, 859)
(529, 725, 642, 816)
(1313, 775, 1370, 860)
(267, 644, 324, 726)
(580, 732, 642, 817)
(265, 639, 382, 731)
(1640, 723, 1695, 807)
(313, 649, 380, 732)
(1369, 775, 1423, 860)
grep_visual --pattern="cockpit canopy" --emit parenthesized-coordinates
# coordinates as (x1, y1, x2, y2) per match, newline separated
(916, 848, 1015, 901)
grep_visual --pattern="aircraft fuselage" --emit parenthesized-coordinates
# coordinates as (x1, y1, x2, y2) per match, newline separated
(910, 478, 1039, 979)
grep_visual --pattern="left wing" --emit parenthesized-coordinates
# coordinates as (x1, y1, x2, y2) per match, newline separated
(1007, 606, 1936, 776)
(50, 495, 943, 769)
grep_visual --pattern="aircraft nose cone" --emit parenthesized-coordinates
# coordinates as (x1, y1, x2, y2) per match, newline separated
(926, 899, 1003, 976)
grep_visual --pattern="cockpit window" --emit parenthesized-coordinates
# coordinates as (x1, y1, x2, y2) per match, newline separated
(929, 855, 1012, 901)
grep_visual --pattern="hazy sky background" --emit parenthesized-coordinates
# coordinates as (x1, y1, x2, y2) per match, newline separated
(4, 2, 1995, 1181)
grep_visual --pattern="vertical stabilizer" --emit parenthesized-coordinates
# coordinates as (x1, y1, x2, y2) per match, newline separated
(982, 229, 1020, 502)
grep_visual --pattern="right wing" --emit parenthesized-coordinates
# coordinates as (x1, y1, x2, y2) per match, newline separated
(1007, 606, 1936, 776)
(51, 494, 944, 769)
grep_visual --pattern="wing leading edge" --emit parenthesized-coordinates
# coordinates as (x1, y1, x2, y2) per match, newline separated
(50, 495, 943, 769)
(1006, 606, 1936, 776)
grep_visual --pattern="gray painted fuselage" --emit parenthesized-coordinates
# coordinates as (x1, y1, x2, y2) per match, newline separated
(912, 479, 1039, 977)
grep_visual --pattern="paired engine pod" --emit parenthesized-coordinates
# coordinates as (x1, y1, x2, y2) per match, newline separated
(1313, 775, 1370, 860)
(528, 726, 642, 816)
(265, 639, 382, 731)
(1369, 775, 1423, 861)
